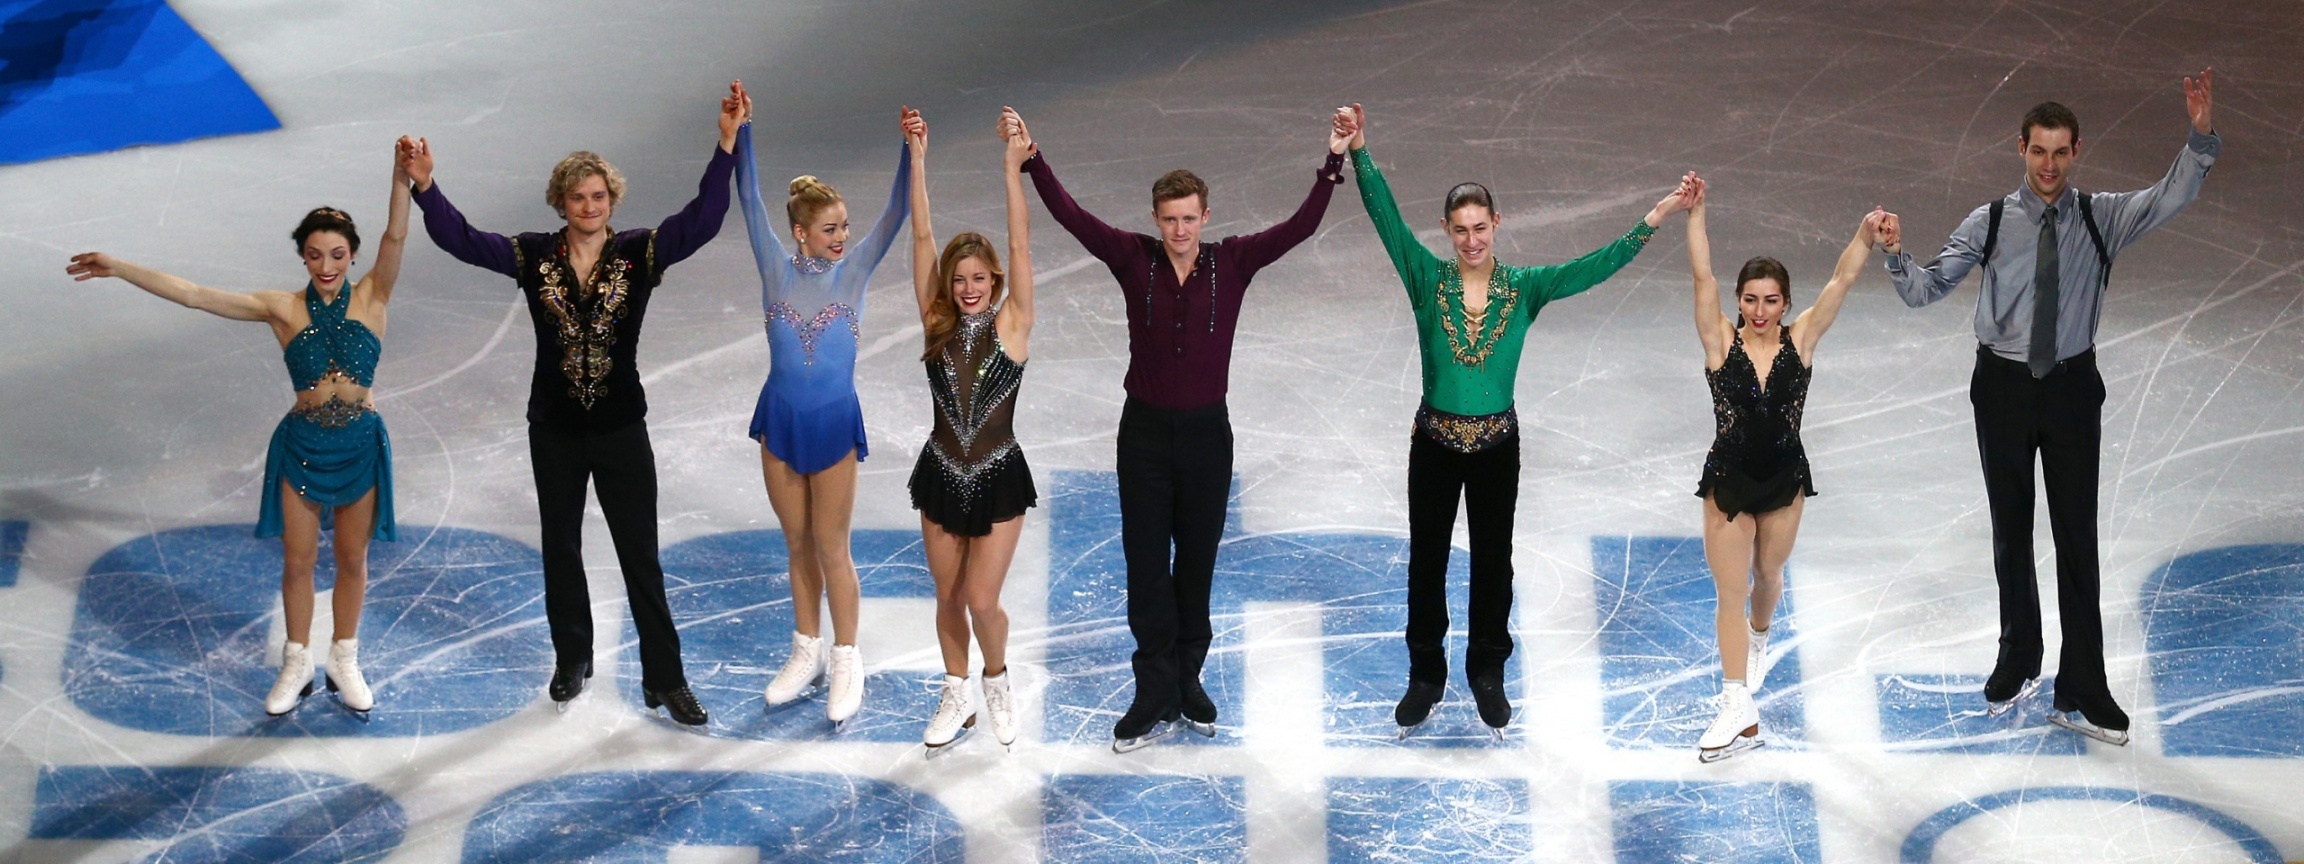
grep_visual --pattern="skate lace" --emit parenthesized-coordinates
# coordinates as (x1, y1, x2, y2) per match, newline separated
(829, 648, 859, 691)
(931, 681, 971, 728)
(772, 643, 819, 686)
(982, 677, 1012, 720)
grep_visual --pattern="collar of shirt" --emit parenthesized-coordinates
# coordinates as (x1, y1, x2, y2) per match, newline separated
(2016, 183, 2077, 226)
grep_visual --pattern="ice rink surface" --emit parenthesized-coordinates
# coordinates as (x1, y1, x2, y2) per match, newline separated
(3, 0, 2302, 860)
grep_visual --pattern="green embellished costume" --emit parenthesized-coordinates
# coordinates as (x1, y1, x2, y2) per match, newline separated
(1349, 145, 1654, 700)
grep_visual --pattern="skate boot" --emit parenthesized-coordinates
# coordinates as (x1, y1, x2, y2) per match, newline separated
(923, 674, 976, 757)
(1393, 679, 1443, 740)
(825, 644, 864, 725)
(644, 684, 708, 727)
(2047, 697, 2131, 746)
(1467, 668, 1511, 741)
(1746, 623, 1772, 692)
(981, 669, 1019, 749)
(1697, 681, 1763, 763)
(1178, 678, 1218, 738)
(265, 641, 315, 716)
(549, 659, 592, 707)
(1982, 665, 2040, 718)
(765, 632, 825, 707)
(324, 638, 373, 718)
(1111, 702, 1178, 754)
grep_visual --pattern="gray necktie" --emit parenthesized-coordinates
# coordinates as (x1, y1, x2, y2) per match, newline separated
(2028, 205, 2061, 378)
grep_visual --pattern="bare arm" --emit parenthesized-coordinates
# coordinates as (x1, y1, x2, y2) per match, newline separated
(1685, 177, 1731, 370)
(366, 139, 417, 305)
(905, 107, 937, 319)
(66, 253, 283, 323)
(1791, 209, 1884, 358)
(999, 109, 1036, 352)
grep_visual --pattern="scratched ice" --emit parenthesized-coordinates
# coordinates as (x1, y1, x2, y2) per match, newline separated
(2, 1, 2302, 861)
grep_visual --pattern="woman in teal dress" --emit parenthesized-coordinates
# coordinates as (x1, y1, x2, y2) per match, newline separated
(66, 141, 413, 719)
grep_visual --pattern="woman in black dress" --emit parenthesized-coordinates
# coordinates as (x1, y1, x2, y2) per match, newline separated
(1684, 174, 1883, 761)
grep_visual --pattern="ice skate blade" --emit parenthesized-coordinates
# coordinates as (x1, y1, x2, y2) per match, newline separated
(1698, 734, 1765, 763)
(1984, 678, 2039, 717)
(1486, 725, 1507, 743)
(1112, 720, 1178, 754)
(924, 717, 977, 759)
(1395, 722, 1421, 741)
(1184, 719, 1217, 739)
(2046, 712, 2130, 746)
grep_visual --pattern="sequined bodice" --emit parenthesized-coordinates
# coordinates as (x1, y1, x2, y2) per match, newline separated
(1704, 330, 1809, 476)
(283, 283, 381, 391)
(926, 312, 1024, 473)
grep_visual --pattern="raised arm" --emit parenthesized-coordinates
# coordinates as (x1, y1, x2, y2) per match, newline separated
(1790, 209, 1885, 358)
(1227, 109, 1348, 276)
(1016, 109, 1138, 266)
(1882, 204, 1987, 308)
(650, 81, 748, 276)
(999, 109, 1036, 344)
(404, 138, 519, 278)
(734, 122, 794, 308)
(1685, 177, 1730, 369)
(1524, 175, 1687, 308)
(1345, 107, 1442, 306)
(67, 253, 282, 323)
(905, 108, 937, 318)
(2093, 69, 2220, 251)
(837, 135, 914, 289)
(366, 139, 416, 304)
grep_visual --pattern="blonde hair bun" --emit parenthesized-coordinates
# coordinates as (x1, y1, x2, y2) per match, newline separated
(786, 174, 843, 227)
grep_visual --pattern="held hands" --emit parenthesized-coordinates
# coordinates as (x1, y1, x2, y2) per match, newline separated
(719, 81, 750, 150)
(1874, 209, 1902, 254)
(1682, 172, 1707, 215)
(999, 106, 1034, 169)
(1329, 104, 1361, 155)
(999, 107, 1036, 162)
(1340, 103, 1366, 151)
(1857, 207, 1889, 246)
(2184, 67, 2214, 135)
(65, 252, 118, 282)
(396, 136, 433, 191)
(901, 106, 927, 155)
(1646, 172, 1700, 226)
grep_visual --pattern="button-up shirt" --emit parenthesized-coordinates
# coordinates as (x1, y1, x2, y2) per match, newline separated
(1023, 149, 1344, 410)
(1887, 129, 2220, 362)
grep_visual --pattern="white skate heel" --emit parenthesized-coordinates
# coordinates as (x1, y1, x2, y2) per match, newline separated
(825, 644, 864, 725)
(325, 638, 373, 718)
(923, 674, 976, 757)
(1697, 681, 1763, 763)
(765, 632, 825, 707)
(266, 641, 314, 717)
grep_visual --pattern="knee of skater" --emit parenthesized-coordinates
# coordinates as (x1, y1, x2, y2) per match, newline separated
(281, 549, 320, 576)
(966, 592, 1005, 621)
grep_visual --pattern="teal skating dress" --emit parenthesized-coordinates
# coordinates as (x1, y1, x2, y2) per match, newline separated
(256, 283, 396, 540)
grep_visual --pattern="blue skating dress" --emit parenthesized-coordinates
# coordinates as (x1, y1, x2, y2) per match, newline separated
(256, 283, 396, 540)
(735, 124, 911, 474)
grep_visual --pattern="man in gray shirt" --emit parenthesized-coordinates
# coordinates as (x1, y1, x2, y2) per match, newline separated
(1877, 69, 2218, 746)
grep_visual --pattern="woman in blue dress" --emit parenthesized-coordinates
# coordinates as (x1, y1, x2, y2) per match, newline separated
(65, 141, 413, 719)
(736, 108, 916, 724)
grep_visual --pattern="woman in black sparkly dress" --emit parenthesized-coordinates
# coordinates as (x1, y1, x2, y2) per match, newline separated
(1683, 174, 1883, 762)
(902, 109, 1041, 754)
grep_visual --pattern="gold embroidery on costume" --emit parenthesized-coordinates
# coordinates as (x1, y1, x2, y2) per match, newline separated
(534, 242, 634, 409)
(1413, 403, 1518, 454)
(1434, 260, 1519, 369)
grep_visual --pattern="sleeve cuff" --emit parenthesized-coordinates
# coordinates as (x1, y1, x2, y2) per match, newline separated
(2187, 128, 2220, 158)
(1319, 151, 1345, 183)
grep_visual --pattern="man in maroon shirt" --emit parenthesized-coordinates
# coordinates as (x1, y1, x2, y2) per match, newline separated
(1005, 107, 1356, 751)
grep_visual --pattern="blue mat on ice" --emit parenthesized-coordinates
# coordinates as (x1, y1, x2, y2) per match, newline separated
(0, 0, 276, 164)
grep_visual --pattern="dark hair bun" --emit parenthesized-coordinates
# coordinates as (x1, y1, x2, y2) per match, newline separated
(292, 206, 361, 255)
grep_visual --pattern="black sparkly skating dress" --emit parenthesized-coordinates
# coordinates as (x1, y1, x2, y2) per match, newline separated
(910, 310, 1037, 536)
(1695, 329, 1816, 520)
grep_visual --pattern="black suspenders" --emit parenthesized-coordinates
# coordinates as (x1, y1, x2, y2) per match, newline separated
(1978, 193, 2111, 282)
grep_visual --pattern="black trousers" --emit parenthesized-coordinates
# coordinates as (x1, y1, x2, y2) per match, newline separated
(1115, 398, 1232, 714)
(1405, 432, 1520, 685)
(529, 418, 686, 690)
(1970, 347, 2115, 715)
